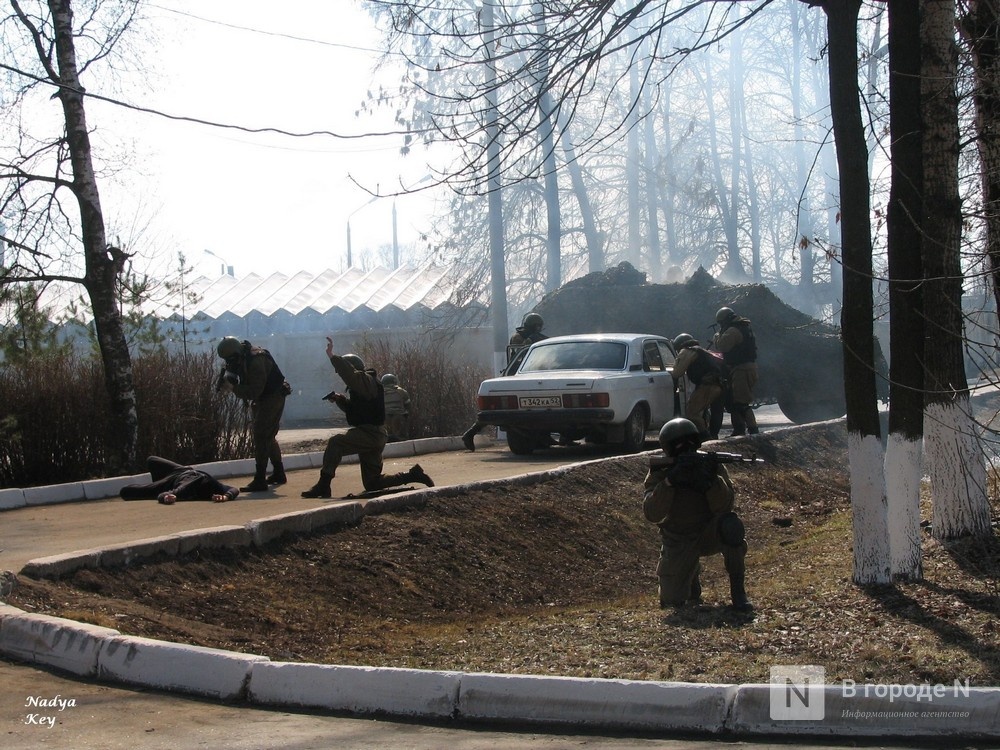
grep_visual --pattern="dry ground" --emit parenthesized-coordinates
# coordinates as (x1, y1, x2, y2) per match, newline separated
(7, 422, 1000, 686)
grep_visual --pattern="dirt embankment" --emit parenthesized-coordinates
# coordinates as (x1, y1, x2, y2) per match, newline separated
(7, 421, 1000, 686)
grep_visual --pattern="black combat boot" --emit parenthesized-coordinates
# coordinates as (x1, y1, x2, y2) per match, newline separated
(301, 473, 333, 499)
(266, 464, 287, 485)
(241, 474, 270, 493)
(729, 573, 754, 613)
(689, 575, 703, 605)
(462, 426, 478, 452)
(408, 464, 435, 487)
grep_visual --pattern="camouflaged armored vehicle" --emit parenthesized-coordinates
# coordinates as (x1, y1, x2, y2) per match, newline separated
(532, 263, 874, 425)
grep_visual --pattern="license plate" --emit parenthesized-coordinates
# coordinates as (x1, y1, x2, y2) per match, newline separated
(519, 395, 561, 408)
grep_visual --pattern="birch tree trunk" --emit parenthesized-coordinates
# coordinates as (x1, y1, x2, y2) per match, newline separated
(49, 0, 138, 473)
(921, 0, 992, 540)
(822, 0, 890, 584)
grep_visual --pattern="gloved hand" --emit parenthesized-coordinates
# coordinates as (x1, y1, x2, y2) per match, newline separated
(665, 453, 718, 493)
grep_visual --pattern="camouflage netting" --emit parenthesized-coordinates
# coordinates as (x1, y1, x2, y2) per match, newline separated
(533, 263, 850, 424)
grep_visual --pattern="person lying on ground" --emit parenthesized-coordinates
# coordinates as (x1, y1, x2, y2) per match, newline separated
(120, 456, 240, 505)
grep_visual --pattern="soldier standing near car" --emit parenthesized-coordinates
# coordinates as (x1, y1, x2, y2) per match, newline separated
(671, 333, 727, 441)
(301, 338, 434, 498)
(712, 306, 759, 437)
(642, 418, 752, 612)
(462, 312, 548, 451)
(216, 337, 289, 493)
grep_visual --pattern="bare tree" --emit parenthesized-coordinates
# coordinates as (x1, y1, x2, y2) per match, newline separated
(1, 0, 139, 472)
(921, 0, 991, 540)
(810, 0, 889, 584)
(960, 0, 1000, 339)
(882, 0, 925, 580)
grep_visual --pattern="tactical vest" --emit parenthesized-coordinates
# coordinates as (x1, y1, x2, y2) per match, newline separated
(722, 321, 757, 366)
(344, 375, 386, 427)
(686, 347, 726, 385)
(252, 347, 287, 397)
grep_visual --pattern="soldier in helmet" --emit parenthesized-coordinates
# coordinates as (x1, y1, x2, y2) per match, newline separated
(301, 337, 434, 498)
(462, 312, 549, 451)
(216, 336, 289, 493)
(380, 373, 411, 441)
(671, 332, 728, 441)
(642, 418, 752, 612)
(711, 306, 759, 437)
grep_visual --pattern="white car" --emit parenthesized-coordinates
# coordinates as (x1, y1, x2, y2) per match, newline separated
(475, 333, 685, 455)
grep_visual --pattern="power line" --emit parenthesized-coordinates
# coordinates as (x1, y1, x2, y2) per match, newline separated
(0, 62, 428, 141)
(148, 2, 403, 57)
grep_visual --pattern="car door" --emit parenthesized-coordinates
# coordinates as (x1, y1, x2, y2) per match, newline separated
(641, 339, 677, 428)
(657, 340, 687, 417)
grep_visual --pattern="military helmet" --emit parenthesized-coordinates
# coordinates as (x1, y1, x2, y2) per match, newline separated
(522, 312, 544, 333)
(658, 417, 703, 456)
(716, 307, 737, 326)
(217, 336, 243, 359)
(342, 353, 365, 371)
(672, 332, 697, 351)
(381, 373, 398, 386)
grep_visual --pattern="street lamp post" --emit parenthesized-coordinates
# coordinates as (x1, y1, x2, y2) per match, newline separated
(346, 195, 380, 269)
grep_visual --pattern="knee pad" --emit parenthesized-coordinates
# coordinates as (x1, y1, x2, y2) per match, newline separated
(717, 511, 746, 546)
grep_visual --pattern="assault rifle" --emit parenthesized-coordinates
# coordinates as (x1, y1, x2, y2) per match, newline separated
(649, 450, 763, 469)
(649, 450, 764, 493)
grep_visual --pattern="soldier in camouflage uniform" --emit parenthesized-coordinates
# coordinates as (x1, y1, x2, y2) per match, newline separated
(217, 337, 288, 493)
(712, 307, 759, 437)
(301, 338, 434, 499)
(642, 418, 752, 612)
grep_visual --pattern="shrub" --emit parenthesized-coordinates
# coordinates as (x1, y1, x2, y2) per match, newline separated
(0, 350, 250, 488)
(357, 336, 490, 439)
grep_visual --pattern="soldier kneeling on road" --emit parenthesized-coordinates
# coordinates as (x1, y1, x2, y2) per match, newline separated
(642, 418, 753, 612)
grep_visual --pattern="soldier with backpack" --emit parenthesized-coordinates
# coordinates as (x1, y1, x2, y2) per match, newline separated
(711, 307, 759, 437)
(671, 332, 728, 441)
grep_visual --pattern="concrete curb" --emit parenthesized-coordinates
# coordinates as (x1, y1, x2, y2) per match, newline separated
(3, 600, 998, 739)
(246, 661, 462, 718)
(0, 435, 468, 510)
(98, 635, 270, 701)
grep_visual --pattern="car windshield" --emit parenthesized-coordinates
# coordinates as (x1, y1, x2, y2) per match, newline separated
(519, 341, 628, 372)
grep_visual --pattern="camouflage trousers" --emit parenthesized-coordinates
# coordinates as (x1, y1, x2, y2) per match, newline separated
(657, 521, 747, 607)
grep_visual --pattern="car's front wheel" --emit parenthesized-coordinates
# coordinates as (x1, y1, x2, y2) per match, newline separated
(621, 406, 648, 453)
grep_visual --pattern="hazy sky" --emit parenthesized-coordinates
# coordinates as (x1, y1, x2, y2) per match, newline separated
(96, 1, 439, 280)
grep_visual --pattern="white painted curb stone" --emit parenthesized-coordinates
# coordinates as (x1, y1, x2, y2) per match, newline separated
(0, 609, 118, 676)
(248, 662, 461, 717)
(0, 487, 26, 511)
(99, 636, 269, 700)
(23, 482, 86, 506)
(457, 672, 734, 732)
(731, 683, 1000, 739)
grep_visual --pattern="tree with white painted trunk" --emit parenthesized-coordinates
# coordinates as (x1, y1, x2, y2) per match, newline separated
(818, 0, 889, 584)
(921, 0, 991, 540)
(884, 0, 924, 580)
